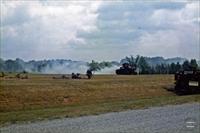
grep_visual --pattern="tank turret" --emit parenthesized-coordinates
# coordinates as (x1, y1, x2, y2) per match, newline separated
(116, 63, 137, 75)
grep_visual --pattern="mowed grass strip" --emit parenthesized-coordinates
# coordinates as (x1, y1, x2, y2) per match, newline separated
(0, 74, 200, 125)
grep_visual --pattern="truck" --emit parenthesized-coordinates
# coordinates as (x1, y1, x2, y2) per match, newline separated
(175, 70, 200, 94)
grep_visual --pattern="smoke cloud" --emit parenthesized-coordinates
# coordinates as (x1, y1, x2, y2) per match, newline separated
(95, 65, 119, 74)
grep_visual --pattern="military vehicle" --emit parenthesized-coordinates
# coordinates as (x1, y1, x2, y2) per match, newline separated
(116, 63, 137, 75)
(175, 70, 200, 94)
(16, 71, 28, 79)
(86, 69, 93, 79)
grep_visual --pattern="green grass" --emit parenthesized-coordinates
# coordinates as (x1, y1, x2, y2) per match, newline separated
(0, 74, 200, 126)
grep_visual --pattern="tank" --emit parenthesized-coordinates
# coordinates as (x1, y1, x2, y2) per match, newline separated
(116, 63, 137, 75)
(175, 70, 200, 94)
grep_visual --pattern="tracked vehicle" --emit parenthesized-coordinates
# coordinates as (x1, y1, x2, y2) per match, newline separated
(116, 63, 137, 75)
(175, 70, 200, 94)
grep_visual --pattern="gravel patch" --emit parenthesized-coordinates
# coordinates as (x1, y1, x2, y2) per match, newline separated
(1, 103, 200, 133)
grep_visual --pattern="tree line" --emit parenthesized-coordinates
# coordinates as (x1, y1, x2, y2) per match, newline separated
(0, 57, 199, 74)
(149, 59, 199, 74)
(88, 56, 199, 74)
(121, 56, 199, 74)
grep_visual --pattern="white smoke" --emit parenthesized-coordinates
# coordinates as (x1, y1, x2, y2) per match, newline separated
(41, 64, 119, 74)
(40, 62, 89, 74)
(13, 59, 119, 74)
(95, 65, 119, 74)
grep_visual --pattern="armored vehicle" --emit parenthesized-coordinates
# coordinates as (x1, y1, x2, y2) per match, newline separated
(116, 63, 137, 75)
(175, 70, 200, 94)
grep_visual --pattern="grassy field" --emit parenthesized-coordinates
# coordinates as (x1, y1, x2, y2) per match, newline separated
(0, 74, 200, 125)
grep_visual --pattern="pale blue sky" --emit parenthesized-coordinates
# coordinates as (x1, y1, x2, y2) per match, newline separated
(1, 0, 199, 61)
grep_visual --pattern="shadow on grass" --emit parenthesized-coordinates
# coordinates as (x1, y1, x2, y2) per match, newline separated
(163, 85, 200, 96)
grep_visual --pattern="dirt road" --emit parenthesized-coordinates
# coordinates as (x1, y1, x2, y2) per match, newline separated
(1, 103, 199, 133)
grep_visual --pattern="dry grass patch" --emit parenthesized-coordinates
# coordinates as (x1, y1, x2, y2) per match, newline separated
(0, 74, 200, 125)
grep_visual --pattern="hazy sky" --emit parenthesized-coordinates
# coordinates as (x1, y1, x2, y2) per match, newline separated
(1, 0, 200, 61)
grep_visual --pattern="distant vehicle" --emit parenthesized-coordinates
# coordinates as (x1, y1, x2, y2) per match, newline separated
(16, 71, 28, 79)
(86, 69, 93, 79)
(71, 73, 81, 79)
(116, 63, 137, 75)
(175, 70, 200, 94)
(0, 72, 5, 77)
